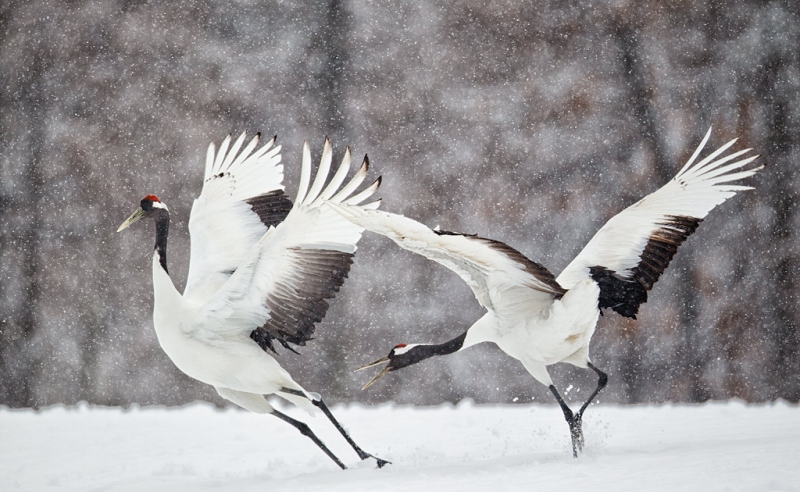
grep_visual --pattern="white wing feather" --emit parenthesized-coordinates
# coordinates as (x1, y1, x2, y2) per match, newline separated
(556, 128, 762, 289)
(327, 203, 564, 319)
(184, 133, 284, 303)
(192, 141, 381, 341)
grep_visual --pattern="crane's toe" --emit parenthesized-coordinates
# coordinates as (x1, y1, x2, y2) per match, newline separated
(360, 452, 391, 468)
(568, 414, 585, 457)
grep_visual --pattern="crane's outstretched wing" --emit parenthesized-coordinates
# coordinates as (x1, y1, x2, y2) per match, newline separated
(328, 203, 566, 323)
(185, 133, 291, 303)
(556, 128, 762, 318)
(195, 138, 381, 353)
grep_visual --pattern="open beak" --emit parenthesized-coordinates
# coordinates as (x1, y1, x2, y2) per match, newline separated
(355, 356, 392, 390)
(117, 207, 144, 232)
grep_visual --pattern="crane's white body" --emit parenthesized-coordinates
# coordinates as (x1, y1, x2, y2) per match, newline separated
(463, 280, 599, 386)
(331, 128, 761, 389)
(152, 259, 303, 401)
(146, 134, 380, 413)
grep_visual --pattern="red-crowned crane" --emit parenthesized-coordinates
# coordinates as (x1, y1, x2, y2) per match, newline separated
(329, 129, 761, 457)
(117, 133, 388, 469)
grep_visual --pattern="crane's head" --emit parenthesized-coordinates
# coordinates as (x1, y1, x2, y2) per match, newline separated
(355, 343, 422, 390)
(117, 195, 169, 232)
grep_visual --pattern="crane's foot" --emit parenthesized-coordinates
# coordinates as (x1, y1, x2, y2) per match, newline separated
(549, 384, 587, 458)
(568, 414, 585, 458)
(355, 450, 391, 468)
(306, 395, 392, 469)
(372, 455, 392, 468)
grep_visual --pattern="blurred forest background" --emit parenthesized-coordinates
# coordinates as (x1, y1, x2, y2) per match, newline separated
(1, 0, 798, 409)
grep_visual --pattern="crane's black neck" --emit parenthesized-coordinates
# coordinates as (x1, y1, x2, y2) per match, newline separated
(402, 331, 468, 368)
(153, 209, 169, 275)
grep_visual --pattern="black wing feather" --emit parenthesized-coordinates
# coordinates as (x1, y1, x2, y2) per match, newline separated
(246, 190, 294, 229)
(591, 215, 702, 318)
(250, 248, 355, 354)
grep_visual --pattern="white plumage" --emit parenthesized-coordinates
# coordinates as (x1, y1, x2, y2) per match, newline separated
(557, 131, 759, 289)
(332, 128, 762, 457)
(118, 133, 387, 470)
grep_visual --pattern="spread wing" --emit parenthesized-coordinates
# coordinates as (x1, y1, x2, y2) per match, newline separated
(193, 138, 382, 353)
(184, 133, 292, 303)
(329, 203, 565, 324)
(556, 128, 762, 318)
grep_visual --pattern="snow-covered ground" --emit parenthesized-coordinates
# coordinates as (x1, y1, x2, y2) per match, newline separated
(1, 400, 797, 491)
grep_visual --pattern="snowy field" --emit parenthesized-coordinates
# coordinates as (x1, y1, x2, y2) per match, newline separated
(1, 400, 798, 491)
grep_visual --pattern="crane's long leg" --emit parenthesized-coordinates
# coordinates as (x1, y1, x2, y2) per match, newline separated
(548, 385, 582, 458)
(281, 388, 390, 468)
(576, 363, 608, 422)
(547, 364, 608, 458)
(216, 387, 347, 470)
(270, 408, 347, 470)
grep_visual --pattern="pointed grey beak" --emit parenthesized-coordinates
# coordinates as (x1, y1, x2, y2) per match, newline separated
(355, 356, 392, 390)
(355, 356, 390, 372)
(117, 207, 144, 232)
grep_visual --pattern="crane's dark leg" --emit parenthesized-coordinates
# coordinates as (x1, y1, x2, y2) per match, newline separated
(564, 363, 608, 455)
(576, 363, 608, 421)
(548, 385, 582, 458)
(270, 408, 347, 470)
(281, 388, 390, 468)
(313, 398, 391, 468)
(548, 365, 608, 457)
